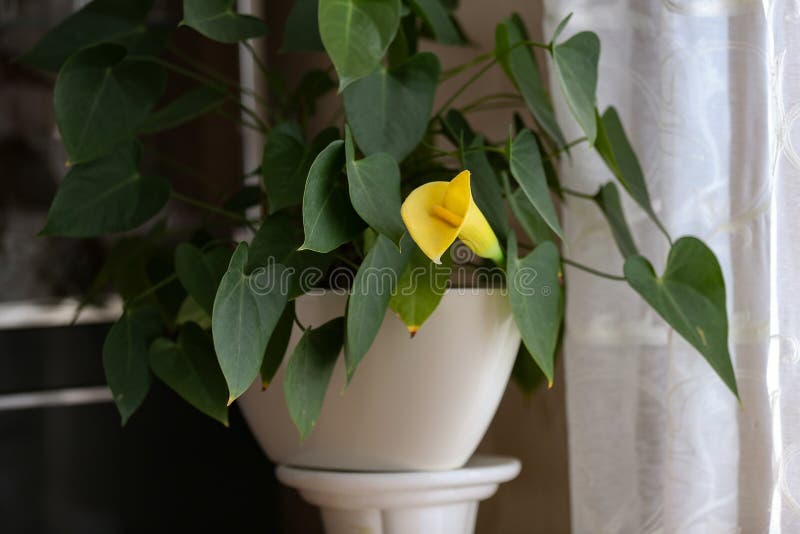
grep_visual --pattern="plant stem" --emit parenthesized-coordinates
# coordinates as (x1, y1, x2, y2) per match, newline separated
(171, 191, 252, 225)
(292, 309, 307, 331)
(460, 93, 523, 113)
(167, 45, 270, 109)
(561, 186, 596, 200)
(543, 136, 588, 163)
(439, 51, 493, 81)
(125, 273, 178, 309)
(215, 108, 266, 133)
(134, 54, 268, 132)
(335, 254, 360, 270)
(562, 258, 626, 281)
(434, 59, 498, 118)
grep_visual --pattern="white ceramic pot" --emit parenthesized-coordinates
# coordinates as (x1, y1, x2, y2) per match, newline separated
(238, 289, 520, 471)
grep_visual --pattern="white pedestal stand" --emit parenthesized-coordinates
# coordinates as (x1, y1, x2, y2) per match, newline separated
(276, 455, 520, 534)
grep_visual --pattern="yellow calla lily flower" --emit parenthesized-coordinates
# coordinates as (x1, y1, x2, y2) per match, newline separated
(401, 170, 504, 265)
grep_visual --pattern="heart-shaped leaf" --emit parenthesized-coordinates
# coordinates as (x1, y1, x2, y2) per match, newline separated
(139, 86, 225, 134)
(283, 0, 324, 51)
(174, 243, 231, 315)
(284, 316, 345, 440)
(624, 237, 737, 397)
(103, 304, 162, 424)
(508, 129, 563, 239)
(550, 13, 573, 44)
(262, 124, 339, 214)
(250, 213, 334, 298)
(440, 108, 475, 146)
(41, 144, 169, 237)
(461, 134, 508, 240)
(301, 140, 366, 253)
(407, 0, 461, 45)
(149, 323, 229, 425)
(594, 182, 638, 258)
(182, 0, 267, 43)
(55, 44, 166, 164)
(511, 343, 548, 394)
(19, 0, 154, 71)
(552, 31, 599, 144)
(501, 172, 556, 245)
(261, 301, 296, 388)
(346, 233, 413, 380)
(319, 0, 402, 90)
(212, 243, 289, 402)
(595, 107, 668, 237)
(176, 296, 211, 329)
(495, 15, 565, 148)
(388, 244, 451, 335)
(262, 122, 306, 213)
(345, 126, 406, 247)
(343, 52, 439, 161)
(507, 234, 563, 385)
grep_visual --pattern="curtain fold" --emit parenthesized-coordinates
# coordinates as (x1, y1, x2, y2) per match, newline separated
(542, 1, 799, 532)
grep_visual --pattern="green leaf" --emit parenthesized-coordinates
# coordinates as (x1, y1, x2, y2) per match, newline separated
(283, 0, 324, 51)
(595, 107, 667, 236)
(18, 0, 154, 72)
(103, 304, 162, 424)
(212, 243, 289, 402)
(508, 130, 563, 239)
(40, 143, 169, 237)
(440, 108, 475, 146)
(346, 233, 413, 379)
(319, 0, 402, 90)
(224, 185, 265, 214)
(389, 244, 451, 335)
(507, 234, 563, 385)
(149, 323, 229, 425)
(511, 343, 548, 394)
(407, 0, 461, 45)
(293, 69, 337, 115)
(176, 296, 212, 329)
(594, 182, 638, 258)
(182, 0, 267, 43)
(249, 213, 333, 299)
(549, 12, 572, 44)
(502, 172, 556, 245)
(139, 86, 226, 134)
(54, 44, 166, 164)
(262, 124, 338, 214)
(262, 122, 306, 213)
(552, 31, 599, 144)
(624, 237, 737, 397)
(174, 244, 231, 315)
(261, 301, 295, 388)
(495, 15, 566, 148)
(301, 140, 367, 253)
(461, 135, 508, 240)
(284, 317, 345, 440)
(345, 126, 406, 247)
(343, 52, 440, 161)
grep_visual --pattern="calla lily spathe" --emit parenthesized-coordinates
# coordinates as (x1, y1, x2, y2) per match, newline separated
(400, 170, 504, 265)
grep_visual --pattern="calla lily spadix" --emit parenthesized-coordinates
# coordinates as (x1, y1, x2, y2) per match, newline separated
(400, 170, 504, 265)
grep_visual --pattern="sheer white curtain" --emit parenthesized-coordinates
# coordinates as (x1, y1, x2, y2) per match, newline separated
(542, 1, 800, 532)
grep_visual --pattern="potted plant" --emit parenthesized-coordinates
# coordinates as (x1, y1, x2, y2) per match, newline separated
(21, 0, 737, 471)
